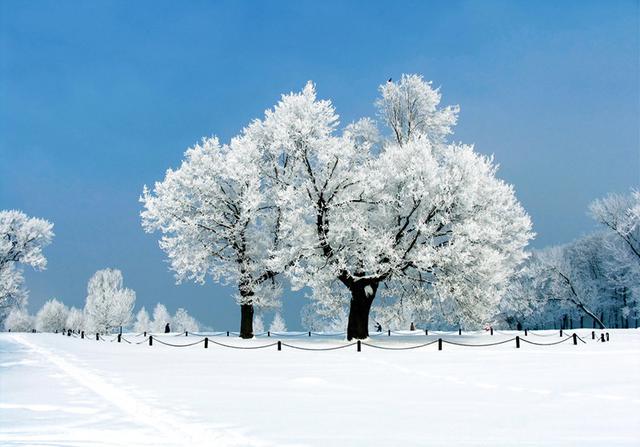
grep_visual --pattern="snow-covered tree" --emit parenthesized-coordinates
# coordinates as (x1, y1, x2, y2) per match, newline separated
(590, 190, 640, 261)
(590, 190, 640, 323)
(141, 130, 287, 338)
(269, 312, 287, 333)
(65, 307, 84, 332)
(84, 269, 136, 333)
(0, 210, 53, 323)
(253, 313, 264, 334)
(375, 74, 459, 146)
(172, 308, 200, 332)
(3, 308, 34, 332)
(35, 298, 68, 332)
(255, 76, 532, 339)
(0, 264, 27, 323)
(535, 242, 606, 328)
(151, 303, 172, 332)
(301, 298, 349, 332)
(134, 307, 151, 333)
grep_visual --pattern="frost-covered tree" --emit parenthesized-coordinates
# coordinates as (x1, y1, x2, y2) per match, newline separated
(535, 243, 606, 329)
(375, 74, 459, 146)
(301, 297, 349, 332)
(590, 190, 640, 323)
(4, 308, 34, 332)
(84, 269, 136, 333)
(253, 313, 264, 334)
(35, 298, 68, 332)
(269, 312, 287, 333)
(134, 307, 151, 333)
(141, 131, 286, 338)
(498, 263, 541, 329)
(0, 210, 53, 323)
(0, 265, 27, 323)
(172, 308, 200, 332)
(590, 190, 640, 261)
(65, 307, 84, 332)
(256, 76, 532, 339)
(151, 303, 171, 332)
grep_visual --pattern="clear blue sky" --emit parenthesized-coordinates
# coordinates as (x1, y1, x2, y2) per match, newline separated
(1, 1, 638, 330)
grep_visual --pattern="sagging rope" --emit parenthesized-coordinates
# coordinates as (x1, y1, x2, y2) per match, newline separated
(208, 340, 279, 350)
(442, 338, 517, 348)
(153, 338, 205, 348)
(361, 340, 439, 350)
(519, 336, 574, 346)
(280, 342, 358, 351)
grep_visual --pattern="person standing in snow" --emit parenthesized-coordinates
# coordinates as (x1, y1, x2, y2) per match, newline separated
(164, 323, 170, 333)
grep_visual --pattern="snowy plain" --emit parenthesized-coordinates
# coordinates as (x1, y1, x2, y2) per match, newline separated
(1, 330, 638, 447)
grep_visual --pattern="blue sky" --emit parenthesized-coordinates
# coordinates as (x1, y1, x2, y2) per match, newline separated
(1, 1, 638, 330)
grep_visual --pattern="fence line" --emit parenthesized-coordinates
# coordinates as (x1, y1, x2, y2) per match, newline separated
(71, 330, 603, 352)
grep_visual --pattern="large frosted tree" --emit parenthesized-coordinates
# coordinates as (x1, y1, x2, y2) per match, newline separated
(252, 75, 532, 339)
(141, 133, 285, 338)
(0, 210, 54, 322)
(84, 268, 136, 333)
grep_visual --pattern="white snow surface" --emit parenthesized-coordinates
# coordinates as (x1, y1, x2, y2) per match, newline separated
(1, 330, 639, 446)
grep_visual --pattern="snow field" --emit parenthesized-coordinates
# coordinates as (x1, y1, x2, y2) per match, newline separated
(1, 330, 639, 446)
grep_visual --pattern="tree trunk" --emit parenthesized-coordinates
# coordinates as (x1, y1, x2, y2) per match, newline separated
(239, 303, 254, 339)
(577, 303, 605, 329)
(346, 281, 378, 340)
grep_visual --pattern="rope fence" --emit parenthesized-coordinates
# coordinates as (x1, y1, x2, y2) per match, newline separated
(63, 328, 607, 352)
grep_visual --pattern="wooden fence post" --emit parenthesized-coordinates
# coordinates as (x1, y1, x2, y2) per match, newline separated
(438, 338, 442, 351)
(490, 327, 493, 336)
(357, 340, 361, 352)
(560, 329, 563, 337)
(388, 329, 391, 336)
(572, 333, 577, 345)
(425, 329, 428, 336)
(524, 329, 528, 336)
(458, 328, 462, 335)
(117, 334, 121, 343)
(278, 341, 282, 351)
(204, 337, 208, 349)
(592, 331, 595, 340)
(149, 335, 153, 346)
(96, 333, 99, 341)
(81, 331, 84, 339)
(516, 336, 520, 348)
(185, 331, 188, 337)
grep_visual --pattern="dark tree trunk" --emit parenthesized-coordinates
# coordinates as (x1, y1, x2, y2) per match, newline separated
(239, 303, 254, 339)
(346, 281, 378, 340)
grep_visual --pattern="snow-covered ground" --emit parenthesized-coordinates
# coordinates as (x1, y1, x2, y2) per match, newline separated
(1, 329, 639, 446)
